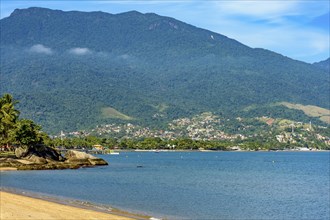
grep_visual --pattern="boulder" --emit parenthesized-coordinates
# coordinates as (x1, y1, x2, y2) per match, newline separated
(1, 148, 108, 170)
(30, 145, 64, 161)
(24, 154, 47, 164)
(15, 145, 64, 161)
(65, 150, 108, 166)
(88, 158, 108, 165)
(65, 150, 97, 160)
(15, 146, 29, 158)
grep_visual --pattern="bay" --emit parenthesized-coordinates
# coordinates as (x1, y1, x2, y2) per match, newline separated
(1, 152, 329, 219)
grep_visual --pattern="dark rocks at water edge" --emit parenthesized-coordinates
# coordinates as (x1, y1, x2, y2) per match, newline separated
(0, 146, 108, 170)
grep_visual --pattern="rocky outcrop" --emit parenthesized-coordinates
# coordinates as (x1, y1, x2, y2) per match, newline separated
(65, 150, 108, 166)
(0, 158, 23, 167)
(15, 147, 29, 158)
(14, 145, 65, 166)
(15, 145, 64, 162)
(1, 146, 108, 170)
(24, 154, 47, 164)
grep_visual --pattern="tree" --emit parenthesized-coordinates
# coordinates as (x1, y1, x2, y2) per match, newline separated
(0, 93, 20, 149)
(14, 119, 43, 148)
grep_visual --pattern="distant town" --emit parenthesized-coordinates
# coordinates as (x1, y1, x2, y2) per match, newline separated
(56, 112, 330, 151)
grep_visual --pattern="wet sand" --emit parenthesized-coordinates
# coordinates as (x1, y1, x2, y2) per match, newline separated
(0, 191, 146, 220)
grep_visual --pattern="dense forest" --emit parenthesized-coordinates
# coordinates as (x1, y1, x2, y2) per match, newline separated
(313, 58, 330, 71)
(1, 7, 329, 134)
(1, 94, 329, 150)
(0, 94, 49, 150)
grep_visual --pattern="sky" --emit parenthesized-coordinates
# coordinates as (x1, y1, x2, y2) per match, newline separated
(0, 0, 329, 63)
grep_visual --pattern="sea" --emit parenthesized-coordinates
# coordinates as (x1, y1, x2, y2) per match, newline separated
(1, 151, 329, 219)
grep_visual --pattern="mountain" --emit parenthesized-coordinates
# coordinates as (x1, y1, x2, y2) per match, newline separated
(313, 58, 330, 71)
(1, 7, 329, 134)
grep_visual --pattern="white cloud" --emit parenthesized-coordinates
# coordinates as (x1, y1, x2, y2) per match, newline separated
(215, 1, 299, 18)
(2, 1, 328, 62)
(206, 15, 329, 62)
(213, 1, 329, 22)
(29, 44, 53, 55)
(68, 47, 92, 55)
(181, 1, 330, 62)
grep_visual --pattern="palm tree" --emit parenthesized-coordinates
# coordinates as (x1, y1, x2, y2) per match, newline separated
(0, 94, 20, 150)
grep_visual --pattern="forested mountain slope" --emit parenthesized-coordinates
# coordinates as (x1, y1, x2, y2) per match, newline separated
(313, 58, 330, 72)
(1, 7, 329, 133)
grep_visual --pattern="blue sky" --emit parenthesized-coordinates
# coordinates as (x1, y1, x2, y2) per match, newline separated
(1, 0, 329, 63)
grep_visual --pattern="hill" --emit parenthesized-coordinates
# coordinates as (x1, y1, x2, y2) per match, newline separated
(278, 102, 330, 124)
(1, 7, 329, 134)
(313, 58, 330, 71)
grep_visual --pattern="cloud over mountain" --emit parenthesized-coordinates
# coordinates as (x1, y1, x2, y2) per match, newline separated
(68, 47, 91, 55)
(1, 7, 328, 133)
(29, 44, 53, 55)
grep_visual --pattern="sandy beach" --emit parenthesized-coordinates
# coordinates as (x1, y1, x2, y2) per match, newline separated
(0, 167, 18, 171)
(0, 191, 142, 220)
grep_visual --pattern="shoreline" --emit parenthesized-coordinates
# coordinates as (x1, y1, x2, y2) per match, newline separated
(124, 149, 330, 152)
(1, 150, 328, 171)
(0, 189, 153, 220)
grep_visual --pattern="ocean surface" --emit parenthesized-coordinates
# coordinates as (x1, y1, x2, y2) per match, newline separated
(1, 151, 329, 219)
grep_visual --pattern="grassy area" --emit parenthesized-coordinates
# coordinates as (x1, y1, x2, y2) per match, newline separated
(279, 102, 330, 124)
(101, 107, 133, 120)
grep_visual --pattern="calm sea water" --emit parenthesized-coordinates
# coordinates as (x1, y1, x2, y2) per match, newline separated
(1, 152, 329, 219)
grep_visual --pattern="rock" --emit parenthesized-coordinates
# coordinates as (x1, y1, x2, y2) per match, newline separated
(16, 162, 81, 170)
(65, 150, 98, 160)
(15, 145, 64, 161)
(64, 158, 91, 166)
(0, 158, 22, 167)
(1, 148, 108, 170)
(15, 145, 63, 165)
(24, 154, 47, 164)
(88, 158, 108, 165)
(15, 147, 29, 158)
(16, 159, 34, 165)
(29, 145, 64, 161)
(65, 150, 108, 166)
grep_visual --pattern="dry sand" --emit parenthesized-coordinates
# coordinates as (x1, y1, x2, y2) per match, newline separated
(0, 167, 18, 171)
(0, 191, 141, 220)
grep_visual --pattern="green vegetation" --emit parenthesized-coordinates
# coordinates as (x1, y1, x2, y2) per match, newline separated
(1, 94, 329, 151)
(279, 102, 330, 124)
(48, 131, 329, 151)
(0, 94, 20, 148)
(101, 107, 133, 120)
(0, 94, 47, 150)
(1, 7, 329, 134)
(313, 58, 330, 71)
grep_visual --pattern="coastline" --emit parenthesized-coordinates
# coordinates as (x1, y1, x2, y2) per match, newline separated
(0, 190, 151, 220)
(1, 150, 328, 171)
(1, 151, 328, 220)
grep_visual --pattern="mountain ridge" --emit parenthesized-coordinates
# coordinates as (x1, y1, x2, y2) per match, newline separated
(313, 58, 330, 71)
